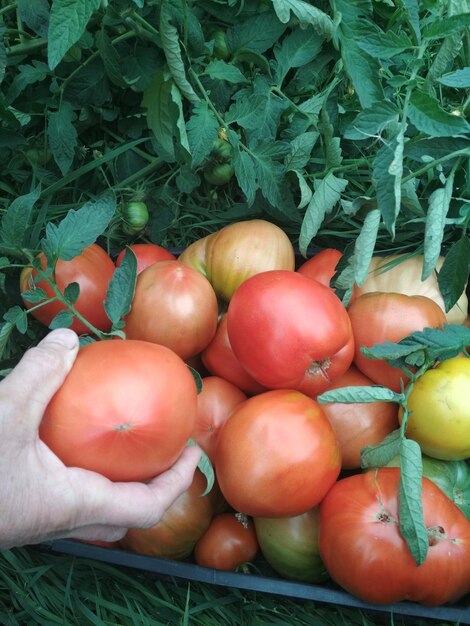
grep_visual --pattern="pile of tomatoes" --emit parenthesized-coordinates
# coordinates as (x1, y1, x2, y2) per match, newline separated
(20, 219, 470, 607)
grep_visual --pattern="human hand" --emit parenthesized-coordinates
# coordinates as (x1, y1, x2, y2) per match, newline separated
(0, 329, 201, 549)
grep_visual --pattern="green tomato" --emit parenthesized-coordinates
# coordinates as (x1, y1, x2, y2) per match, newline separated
(203, 139, 234, 186)
(203, 162, 234, 186)
(212, 30, 230, 61)
(121, 201, 149, 235)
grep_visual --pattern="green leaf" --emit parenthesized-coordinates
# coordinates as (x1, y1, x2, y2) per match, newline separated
(422, 169, 455, 280)
(48, 0, 101, 70)
(398, 438, 428, 566)
(96, 28, 128, 88)
(317, 385, 403, 405)
(274, 28, 324, 84)
(272, 0, 334, 38)
(47, 102, 77, 175)
(64, 282, 80, 305)
(142, 72, 176, 162)
(299, 174, 348, 256)
(203, 60, 248, 85)
(408, 91, 470, 137)
(104, 248, 137, 327)
(356, 30, 414, 58)
(372, 132, 404, 237)
(0, 25, 6, 86)
(438, 238, 470, 312)
(438, 67, 470, 88)
(354, 209, 380, 286)
(6, 61, 50, 103)
(3, 305, 28, 334)
(18, 0, 50, 38)
(0, 187, 40, 249)
(186, 101, 219, 167)
(249, 143, 287, 209)
(49, 309, 74, 330)
(187, 439, 214, 497)
(402, 0, 421, 43)
(226, 12, 287, 54)
(423, 14, 470, 40)
(344, 101, 399, 140)
(0, 322, 14, 361)
(41, 194, 116, 262)
(233, 149, 257, 205)
(285, 132, 319, 172)
(21, 287, 48, 303)
(360, 430, 402, 469)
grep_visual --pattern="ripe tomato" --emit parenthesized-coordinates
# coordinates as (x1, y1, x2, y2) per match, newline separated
(123, 260, 219, 360)
(320, 365, 399, 470)
(179, 219, 295, 301)
(194, 512, 259, 571)
(400, 356, 470, 461)
(357, 255, 468, 325)
(191, 376, 247, 463)
(40, 339, 197, 482)
(121, 470, 220, 560)
(226, 270, 354, 396)
(214, 389, 341, 517)
(253, 508, 328, 583)
(319, 468, 470, 606)
(348, 293, 446, 392)
(201, 314, 267, 396)
(20, 244, 115, 335)
(115, 243, 176, 273)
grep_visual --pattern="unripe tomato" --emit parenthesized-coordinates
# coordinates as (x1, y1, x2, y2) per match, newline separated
(20, 244, 115, 335)
(123, 260, 219, 360)
(203, 139, 234, 186)
(400, 356, 470, 461)
(121, 201, 149, 235)
(115, 243, 176, 274)
(194, 513, 259, 571)
(348, 293, 446, 392)
(40, 339, 198, 482)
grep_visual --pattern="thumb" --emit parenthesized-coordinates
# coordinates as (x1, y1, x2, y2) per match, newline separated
(0, 329, 79, 437)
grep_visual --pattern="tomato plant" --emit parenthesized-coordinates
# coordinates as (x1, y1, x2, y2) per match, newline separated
(400, 356, 470, 461)
(20, 244, 115, 335)
(123, 260, 219, 360)
(214, 389, 341, 517)
(194, 512, 259, 571)
(253, 508, 328, 583)
(201, 314, 267, 395)
(115, 243, 176, 274)
(121, 470, 220, 560)
(40, 339, 198, 482)
(191, 376, 247, 463)
(178, 219, 295, 301)
(320, 365, 399, 470)
(348, 293, 446, 392)
(319, 468, 470, 606)
(227, 270, 354, 395)
(203, 138, 234, 186)
(357, 255, 468, 325)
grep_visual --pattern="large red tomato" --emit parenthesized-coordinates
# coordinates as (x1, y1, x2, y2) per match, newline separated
(348, 293, 446, 391)
(115, 243, 176, 274)
(226, 270, 354, 396)
(320, 365, 399, 470)
(214, 389, 341, 517)
(191, 376, 247, 463)
(123, 260, 219, 360)
(201, 314, 267, 396)
(20, 244, 115, 335)
(319, 468, 470, 606)
(297, 248, 358, 303)
(194, 512, 259, 571)
(121, 470, 220, 560)
(40, 339, 197, 482)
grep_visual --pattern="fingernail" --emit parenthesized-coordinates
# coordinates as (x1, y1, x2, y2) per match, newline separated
(43, 329, 79, 350)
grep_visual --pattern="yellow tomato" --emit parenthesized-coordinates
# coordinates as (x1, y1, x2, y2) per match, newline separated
(400, 357, 470, 461)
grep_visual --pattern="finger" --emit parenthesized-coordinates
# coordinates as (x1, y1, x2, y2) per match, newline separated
(0, 329, 79, 436)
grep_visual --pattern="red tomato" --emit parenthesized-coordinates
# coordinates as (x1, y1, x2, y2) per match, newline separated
(320, 365, 399, 470)
(201, 314, 267, 395)
(348, 293, 446, 391)
(297, 248, 358, 302)
(319, 468, 470, 606)
(20, 244, 115, 335)
(226, 270, 354, 396)
(40, 339, 197, 482)
(123, 260, 219, 360)
(121, 470, 221, 560)
(191, 376, 247, 463)
(115, 243, 176, 274)
(194, 512, 259, 571)
(214, 389, 341, 517)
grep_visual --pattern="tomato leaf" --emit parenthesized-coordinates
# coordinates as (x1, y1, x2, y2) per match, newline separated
(63, 282, 80, 305)
(317, 385, 404, 404)
(187, 365, 203, 394)
(0, 187, 40, 250)
(353, 208, 381, 286)
(398, 438, 428, 566)
(41, 194, 116, 263)
(142, 72, 177, 162)
(104, 248, 137, 327)
(186, 101, 219, 167)
(360, 429, 402, 469)
(47, 102, 78, 175)
(187, 439, 214, 497)
(438, 237, 470, 313)
(3, 305, 28, 334)
(423, 13, 470, 40)
(0, 322, 14, 361)
(372, 132, 404, 238)
(344, 101, 399, 141)
(49, 309, 74, 330)
(272, 0, 334, 38)
(20, 287, 48, 303)
(408, 91, 470, 137)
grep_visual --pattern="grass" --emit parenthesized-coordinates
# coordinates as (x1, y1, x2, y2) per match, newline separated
(0, 547, 466, 626)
